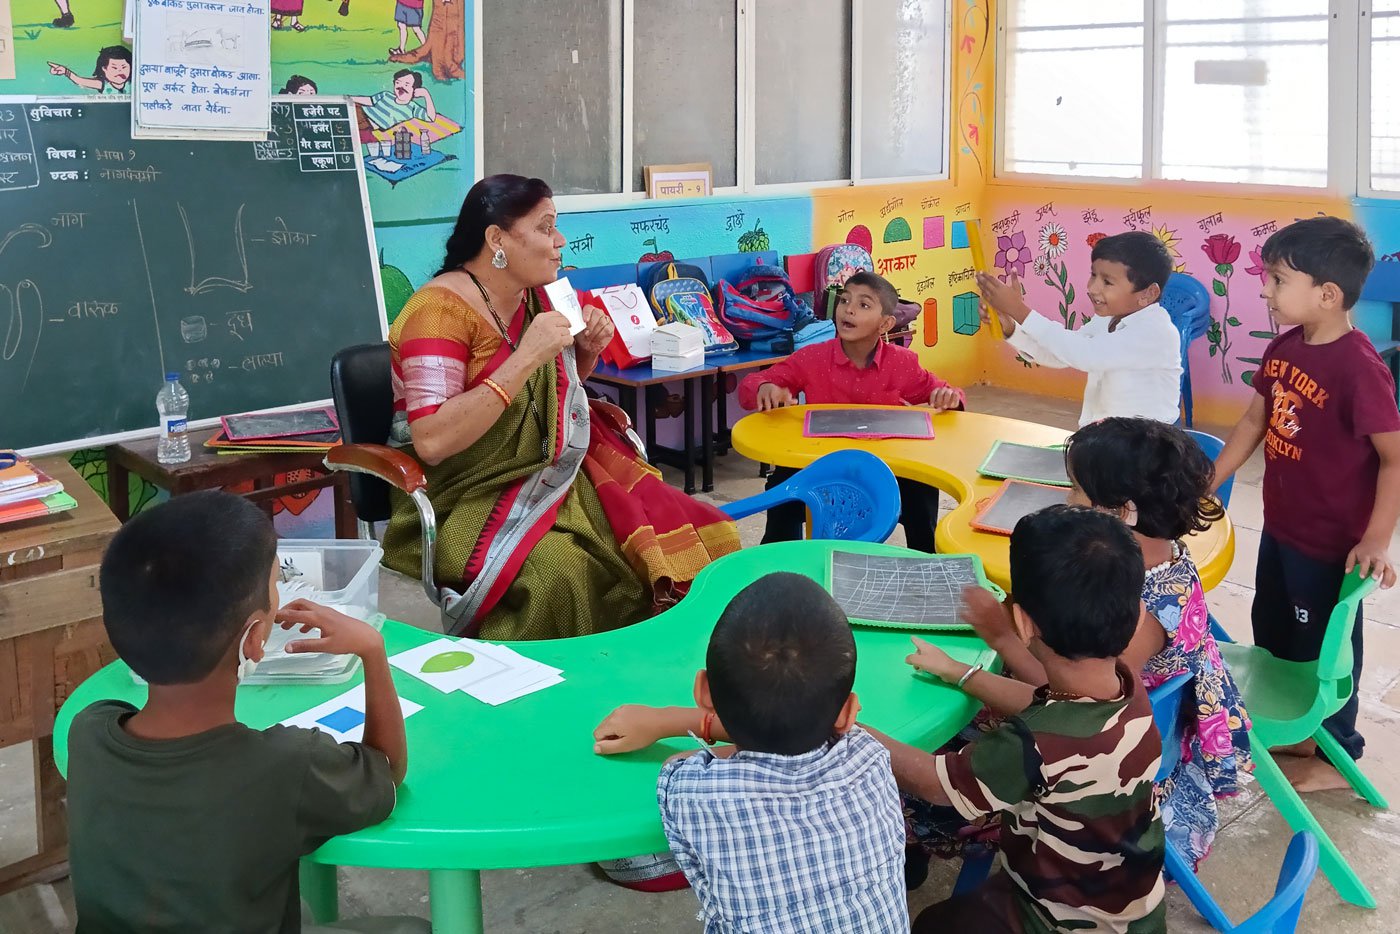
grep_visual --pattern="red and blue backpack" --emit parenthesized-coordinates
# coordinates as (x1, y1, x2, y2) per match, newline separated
(715, 264, 815, 345)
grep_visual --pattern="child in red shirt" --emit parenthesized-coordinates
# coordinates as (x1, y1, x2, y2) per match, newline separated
(737, 271, 965, 551)
(1214, 216, 1400, 792)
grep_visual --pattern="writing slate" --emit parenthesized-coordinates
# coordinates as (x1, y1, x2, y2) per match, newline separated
(977, 441, 1070, 487)
(222, 407, 338, 441)
(804, 408, 934, 439)
(829, 551, 987, 630)
(971, 480, 1070, 536)
(0, 97, 384, 452)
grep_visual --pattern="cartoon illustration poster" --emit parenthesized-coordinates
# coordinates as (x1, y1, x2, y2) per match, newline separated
(13, 0, 466, 223)
(1, 0, 16, 80)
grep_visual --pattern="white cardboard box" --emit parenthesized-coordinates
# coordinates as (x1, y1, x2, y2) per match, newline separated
(651, 347, 706, 373)
(651, 322, 704, 357)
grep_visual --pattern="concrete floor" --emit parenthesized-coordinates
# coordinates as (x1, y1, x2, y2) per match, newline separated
(6, 385, 1400, 932)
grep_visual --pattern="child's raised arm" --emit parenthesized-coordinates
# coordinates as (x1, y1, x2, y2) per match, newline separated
(1212, 394, 1267, 492)
(280, 601, 409, 784)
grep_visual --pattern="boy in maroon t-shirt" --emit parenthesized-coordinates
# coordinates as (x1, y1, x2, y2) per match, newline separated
(1214, 216, 1400, 792)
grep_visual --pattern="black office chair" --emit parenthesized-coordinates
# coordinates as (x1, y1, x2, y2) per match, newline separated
(324, 342, 441, 612)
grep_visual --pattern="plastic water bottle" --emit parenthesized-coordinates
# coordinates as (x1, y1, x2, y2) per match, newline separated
(156, 372, 191, 464)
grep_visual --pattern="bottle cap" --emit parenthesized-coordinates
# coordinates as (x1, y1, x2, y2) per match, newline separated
(166, 371, 180, 381)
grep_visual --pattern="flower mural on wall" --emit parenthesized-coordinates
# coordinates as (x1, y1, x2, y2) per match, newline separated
(1039, 222, 1068, 259)
(1037, 222, 1078, 329)
(1202, 233, 1242, 384)
(995, 230, 1030, 277)
(1245, 245, 1266, 284)
(1152, 224, 1186, 273)
(957, 0, 990, 177)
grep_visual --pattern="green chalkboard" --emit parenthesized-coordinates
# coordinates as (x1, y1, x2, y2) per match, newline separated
(0, 96, 385, 452)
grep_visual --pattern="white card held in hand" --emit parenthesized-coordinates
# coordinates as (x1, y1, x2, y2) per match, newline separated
(543, 278, 587, 335)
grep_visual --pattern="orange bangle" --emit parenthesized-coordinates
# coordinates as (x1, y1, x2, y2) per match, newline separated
(700, 711, 715, 745)
(482, 377, 512, 407)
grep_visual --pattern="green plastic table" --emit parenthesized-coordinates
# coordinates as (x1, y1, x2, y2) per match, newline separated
(54, 540, 998, 933)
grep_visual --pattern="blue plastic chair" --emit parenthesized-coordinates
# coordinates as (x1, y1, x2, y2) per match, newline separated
(720, 450, 900, 543)
(1163, 273, 1213, 427)
(1152, 673, 1321, 932)
(1186, 428, 1234, 509)
(951, 673, 1320, 933)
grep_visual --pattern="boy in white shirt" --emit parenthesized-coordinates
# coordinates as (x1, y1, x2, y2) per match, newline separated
(976, 231, 1182, 426)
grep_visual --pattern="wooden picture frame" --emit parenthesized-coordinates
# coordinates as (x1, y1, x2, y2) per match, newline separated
(644, 162, 713, 199)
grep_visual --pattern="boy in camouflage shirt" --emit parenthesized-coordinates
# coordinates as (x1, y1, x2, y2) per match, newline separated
(867, 505, 1166, 933)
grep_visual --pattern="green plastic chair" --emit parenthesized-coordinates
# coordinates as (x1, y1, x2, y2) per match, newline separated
(1218, 569, 1386, 909)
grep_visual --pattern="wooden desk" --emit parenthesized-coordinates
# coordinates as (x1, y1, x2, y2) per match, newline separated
(586, 362, 717, 494)
(0, 458, 118, 894)
(105, 428, 356, 536)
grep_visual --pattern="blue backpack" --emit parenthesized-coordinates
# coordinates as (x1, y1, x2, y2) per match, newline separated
(642, 262, 739, 355)
(715, 264, 815, 344)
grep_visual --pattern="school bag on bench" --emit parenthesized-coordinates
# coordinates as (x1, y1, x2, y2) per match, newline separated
(812, 243, 875, 319)
(642, 262, 739, 356)
(715, 264, 815, 351)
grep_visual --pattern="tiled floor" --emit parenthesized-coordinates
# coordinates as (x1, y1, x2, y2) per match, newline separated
(5, 386, 1400, 931)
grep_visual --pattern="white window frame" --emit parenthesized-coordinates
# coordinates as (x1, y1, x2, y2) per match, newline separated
(1359, 0, 1400, 199)
(994, 0, 1368, 197)
(473, 0, 953, 211)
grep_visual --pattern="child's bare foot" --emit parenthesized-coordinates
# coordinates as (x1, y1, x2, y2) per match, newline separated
(1272, 739, 1318, 758)
(1280, 755, 1352, 793)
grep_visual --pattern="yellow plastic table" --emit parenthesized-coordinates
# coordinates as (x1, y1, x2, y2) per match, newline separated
(730, 405, 1235, 592)
(53, 540, 999, 933)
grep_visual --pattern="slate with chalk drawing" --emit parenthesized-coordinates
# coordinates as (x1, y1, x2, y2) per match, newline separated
(971, 479, 1070, 536)
(803, 408, 934, 439)
(828, 551, 1003, 630)
(977, 441, 1070, 487)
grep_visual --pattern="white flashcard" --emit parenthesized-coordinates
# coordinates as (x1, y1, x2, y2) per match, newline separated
(277, 548, 326, 590)
(280, 684, 423, 743)
(389, 638, 508, 693)
(543, 278, 587, 335)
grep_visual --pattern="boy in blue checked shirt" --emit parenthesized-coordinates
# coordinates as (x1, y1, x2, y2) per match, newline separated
(594, 572, 907, 933)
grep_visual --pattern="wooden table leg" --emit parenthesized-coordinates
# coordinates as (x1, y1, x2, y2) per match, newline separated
(430, 868, 484, 934)
(332, 475, 357, 539)
(106, 456, 131, 522)
(681, 378, 696, 495)
(29, 629, 65, 852)
(300, 860, 340, 923)
(701, 374, 715, 493)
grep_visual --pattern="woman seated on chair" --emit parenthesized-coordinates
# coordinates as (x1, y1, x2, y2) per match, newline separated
(381, 174, 740, 640)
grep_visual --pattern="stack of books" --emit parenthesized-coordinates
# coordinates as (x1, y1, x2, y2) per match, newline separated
(0, 453, 77, 526)
(204, 407, 342, 455)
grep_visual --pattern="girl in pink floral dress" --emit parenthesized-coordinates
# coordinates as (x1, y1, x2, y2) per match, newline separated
(1066, 418, 1252, 867)
(904, 418, 1250, 877)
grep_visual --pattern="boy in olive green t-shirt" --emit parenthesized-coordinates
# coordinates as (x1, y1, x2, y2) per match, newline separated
(67, 492, 427, 934)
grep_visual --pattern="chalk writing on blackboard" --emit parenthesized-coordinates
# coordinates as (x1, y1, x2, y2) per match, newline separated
(180, 202, 251, 294)
(830, 552, 981, 629)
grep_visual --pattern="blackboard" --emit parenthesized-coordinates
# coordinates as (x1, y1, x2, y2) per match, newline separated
(829, 551, 986, 630)
(971, 480, 1070, 536)
(977, 441, 1070, 487)
(804, 408, 934, 439)
(0, 97, 384, 452)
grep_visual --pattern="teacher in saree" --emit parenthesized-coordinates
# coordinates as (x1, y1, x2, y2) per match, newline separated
(381, 174, 740, 640)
